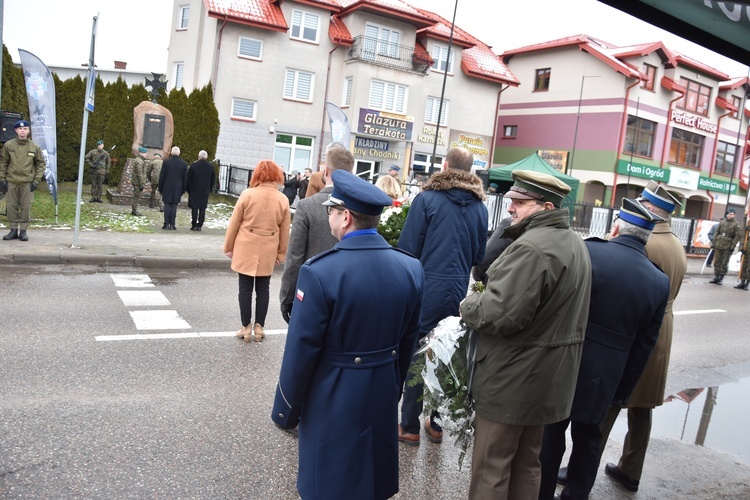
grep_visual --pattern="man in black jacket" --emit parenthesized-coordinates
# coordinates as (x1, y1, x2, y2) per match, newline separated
(187, 150, 215, 231)
(158, 146, 188, 230)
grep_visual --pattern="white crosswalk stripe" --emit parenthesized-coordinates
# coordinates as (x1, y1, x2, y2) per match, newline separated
(111, 273, 191, 331)
(117, 290, 171, 307)
(129, 310, 191, 330)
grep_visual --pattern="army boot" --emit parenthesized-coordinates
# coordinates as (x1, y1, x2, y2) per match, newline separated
(709, 274, 722, 285)
(18, 230, 28, 241)
(3, 228, 19, 240)
(734, 279, 748, 290)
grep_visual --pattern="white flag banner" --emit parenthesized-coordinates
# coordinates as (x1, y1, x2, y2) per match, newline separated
(325, 102, 351, 148)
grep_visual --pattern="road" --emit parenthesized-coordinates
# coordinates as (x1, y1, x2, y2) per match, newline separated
(1, 265, 749, 499)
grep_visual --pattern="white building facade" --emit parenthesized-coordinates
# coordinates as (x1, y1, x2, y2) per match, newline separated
(166, 0, 518, 181)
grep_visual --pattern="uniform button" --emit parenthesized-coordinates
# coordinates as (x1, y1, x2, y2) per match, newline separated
(391, 350, 397, 357)
(278, 413, 285, 418)
(354, 357, 362, 364)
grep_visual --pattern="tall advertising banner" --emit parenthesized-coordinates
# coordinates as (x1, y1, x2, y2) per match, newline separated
(18, 49, 57, 204)
(325, 102, 351, 148)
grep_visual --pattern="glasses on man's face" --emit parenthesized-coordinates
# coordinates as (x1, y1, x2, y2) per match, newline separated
(327, 206, 345, 216)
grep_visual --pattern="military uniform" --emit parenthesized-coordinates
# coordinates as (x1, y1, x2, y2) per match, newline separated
(0, 120, 46, 241)
(272, 171, 424, 500)
(709, 210, 740, 284)
(735, 227, 750, 290)
(146, 155, 163, 209)
(85, 142, 110, 202)
(131, 148, 147, 216)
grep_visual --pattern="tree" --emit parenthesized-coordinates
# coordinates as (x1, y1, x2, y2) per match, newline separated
(1, 45, 27, 116)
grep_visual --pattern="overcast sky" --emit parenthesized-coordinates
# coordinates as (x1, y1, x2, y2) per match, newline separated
(2, 0, 748, 77)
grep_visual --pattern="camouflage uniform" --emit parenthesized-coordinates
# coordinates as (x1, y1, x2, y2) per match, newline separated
(85, 145, 111, 202)
(131, 153, 147, 216)
(146, 156, 163, 209)
(709, 214, 740, 283)
(735, 228, 750, 290)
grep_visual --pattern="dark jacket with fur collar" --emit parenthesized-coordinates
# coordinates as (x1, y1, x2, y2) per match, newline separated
(398, 168, 488, 334)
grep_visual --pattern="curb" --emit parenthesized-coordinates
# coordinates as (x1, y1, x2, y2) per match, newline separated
(0, 252, 231, 269)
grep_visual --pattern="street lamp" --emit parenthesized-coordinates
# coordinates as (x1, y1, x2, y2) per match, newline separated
(569, 75, 600, 177)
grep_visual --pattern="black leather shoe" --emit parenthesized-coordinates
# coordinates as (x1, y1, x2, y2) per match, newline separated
(3, 228, 19, 240)
(162, 224, 168, 230)
(190, 225, 196, 231)
(18, 230, 28, 241)
(196, 226, 202, 231)
(604, 463, 639, 492)
(168, 224, 177, 230)
(557, 466, 568, 485)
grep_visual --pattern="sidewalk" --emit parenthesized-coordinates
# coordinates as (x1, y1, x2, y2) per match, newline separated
(0, 225, 713, 274)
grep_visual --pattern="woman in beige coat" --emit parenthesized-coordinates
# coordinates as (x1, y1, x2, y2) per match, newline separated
(224, 160, 290, 342)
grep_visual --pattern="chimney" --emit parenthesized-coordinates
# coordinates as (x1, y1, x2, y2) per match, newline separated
(114, 61, 127, 70)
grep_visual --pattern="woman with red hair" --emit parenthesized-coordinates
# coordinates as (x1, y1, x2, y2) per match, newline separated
(224, 160, 290, 342)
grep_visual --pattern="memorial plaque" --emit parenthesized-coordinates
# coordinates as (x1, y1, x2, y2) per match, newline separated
(142, 114, 165, 149)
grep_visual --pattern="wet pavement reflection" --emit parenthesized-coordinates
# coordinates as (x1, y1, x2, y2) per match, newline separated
(616, 377, 750, 465)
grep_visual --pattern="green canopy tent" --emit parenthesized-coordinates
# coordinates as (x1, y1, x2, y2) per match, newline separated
(488, 154, 580, 208)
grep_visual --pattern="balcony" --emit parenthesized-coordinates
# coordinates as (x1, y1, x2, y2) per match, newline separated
(346, 36, 431, 75)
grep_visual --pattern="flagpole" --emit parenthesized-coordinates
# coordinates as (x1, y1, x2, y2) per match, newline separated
(73, 15, 98, 248)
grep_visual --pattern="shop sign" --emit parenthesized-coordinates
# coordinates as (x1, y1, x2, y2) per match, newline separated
(616, 159, 670, 181)
(357, 108, 413, 141)
(697, 176, 738, 194)
(354, 137, 389, 151)
(449, 129, 491, 168)
(670, 110, 718, 134)
(417, 126, 447, 146)
(668, 166, 700, 190)
(537, 150, 569, 173)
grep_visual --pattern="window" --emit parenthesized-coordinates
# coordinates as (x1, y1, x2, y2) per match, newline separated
(174, 62, 184, 90)
(431, 44, 454, 73)
(342, 78, 353, 107)
(425, 96, 448, 125)
(178, 5, 189, 29)
(364, 24, 400, 58)
(369, 80, 407, 114)
(284, 69, 314, 102)
(669, 128, 704, 168)
(676, 77, 711, 116)
(290, 10, 319, 43)
(274, 134, 314, 172)
(413, 153, 444, 173)
(640, 63, 656, 91)
(623, 116, 656, 157)
(534, 68, 551, 91)
(731, 95, 742, 119)
(238, 37, 263, 60)
(714, 141, 738, 175)
(503, 125, 517, 138)
(231, 98, 256, 121)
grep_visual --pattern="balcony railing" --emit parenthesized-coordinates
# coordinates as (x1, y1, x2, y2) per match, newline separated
(346, 36, 431, 75)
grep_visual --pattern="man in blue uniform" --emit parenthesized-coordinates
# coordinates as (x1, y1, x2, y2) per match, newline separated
(272, 170, 424, 500)
(538, 198, 670, 500)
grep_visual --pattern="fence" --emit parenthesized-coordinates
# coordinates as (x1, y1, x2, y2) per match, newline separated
(217, 163, 252, 197)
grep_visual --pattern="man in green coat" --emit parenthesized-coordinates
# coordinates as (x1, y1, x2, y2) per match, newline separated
(709, 208, 740, 285)
(131, 147, 148, 217)
(735, 225, 750, 290)
(146, 153, 163, 211)
(85, 140, 111, 203)
(460, 170, 591, 500)
(0, 120, 46, 242)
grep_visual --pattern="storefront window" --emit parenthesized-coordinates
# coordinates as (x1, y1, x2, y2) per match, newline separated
(623, 116, 655, 157)
(668, 128, 704, 168)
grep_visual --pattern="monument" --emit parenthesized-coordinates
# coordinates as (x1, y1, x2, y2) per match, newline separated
(108, 74, 175, 206)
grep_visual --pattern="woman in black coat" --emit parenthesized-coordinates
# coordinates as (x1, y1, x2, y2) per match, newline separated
(187, 151, 216, 231)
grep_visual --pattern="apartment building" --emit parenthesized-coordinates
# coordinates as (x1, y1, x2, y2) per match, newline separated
(495, 35, 749, 219)
(166, 0, 518, 181)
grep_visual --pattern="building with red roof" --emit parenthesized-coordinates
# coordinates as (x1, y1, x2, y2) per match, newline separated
(167, 0, 518, 181)
(495, 34, 749, 219)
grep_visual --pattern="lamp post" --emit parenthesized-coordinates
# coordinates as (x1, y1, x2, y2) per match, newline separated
(430, 0, 458, 173)
(569, 75, 600, 177)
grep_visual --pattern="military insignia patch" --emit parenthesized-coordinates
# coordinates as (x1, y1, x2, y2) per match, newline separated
(296, 289, 304, 302)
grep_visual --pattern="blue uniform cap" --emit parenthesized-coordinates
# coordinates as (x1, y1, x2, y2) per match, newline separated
(639, 180, 681, 214)
(617, 197, 664, 230)
(138, 146, 148, 153)
(14, 120, 30, 128)
(389, 165, 401, 172)
(323, 170, 393, 215)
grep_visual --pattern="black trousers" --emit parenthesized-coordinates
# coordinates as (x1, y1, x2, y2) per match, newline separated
(191, 207, 206, 227)
(163, 202, 178, 227)
(539, 418, 602, 500)
(238, 274, 270, 327)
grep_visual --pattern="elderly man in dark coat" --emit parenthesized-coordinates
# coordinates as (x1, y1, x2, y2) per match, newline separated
(538, 197, 670, 500)
(158, 146, 188, 230)
(186, 150, 216, 231)
(272, 171, 424, 500)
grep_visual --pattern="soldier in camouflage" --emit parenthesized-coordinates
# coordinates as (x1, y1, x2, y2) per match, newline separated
(131, 147, 148, 216)
(734, 225, 750, 291)
(709, 208, 740, 285)
(146, 153, 163, 211)
(85, 140, 111, 203)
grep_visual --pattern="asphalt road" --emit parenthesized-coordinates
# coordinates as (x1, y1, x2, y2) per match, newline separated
(1, 265, 749, 499)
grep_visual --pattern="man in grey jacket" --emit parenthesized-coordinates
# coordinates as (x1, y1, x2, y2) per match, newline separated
(461, 170, 592, 500)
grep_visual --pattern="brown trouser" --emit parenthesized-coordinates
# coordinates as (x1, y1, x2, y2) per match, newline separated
(469, 413, 543, 500)
(599, 406, 652, 481)
(5, 182, 33, 230)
